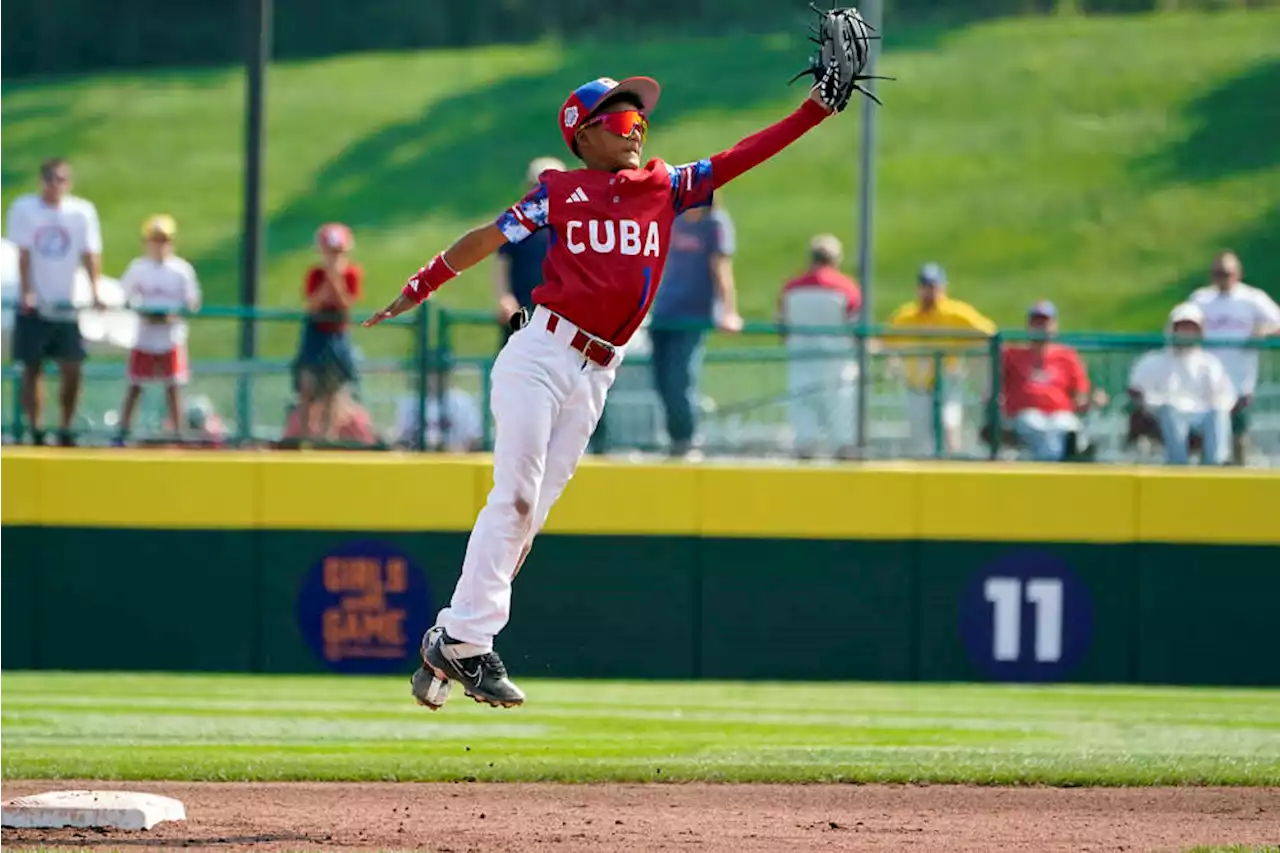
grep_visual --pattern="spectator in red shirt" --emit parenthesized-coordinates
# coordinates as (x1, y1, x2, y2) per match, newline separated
(1000, 300, 1091, 461)
(777, 234, 863, 458)
(294, 223, 362, 438)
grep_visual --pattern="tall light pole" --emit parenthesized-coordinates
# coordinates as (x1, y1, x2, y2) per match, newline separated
(855, 0, 882, 457)
(238, 0, 270, 438)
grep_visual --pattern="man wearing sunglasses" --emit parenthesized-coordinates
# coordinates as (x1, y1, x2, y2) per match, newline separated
(364, 75, 842, 711)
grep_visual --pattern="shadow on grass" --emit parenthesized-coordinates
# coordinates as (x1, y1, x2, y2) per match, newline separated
(1122, 58, 1280, 321)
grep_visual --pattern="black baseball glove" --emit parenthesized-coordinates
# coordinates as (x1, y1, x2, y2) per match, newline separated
(791, 5, 890, 111)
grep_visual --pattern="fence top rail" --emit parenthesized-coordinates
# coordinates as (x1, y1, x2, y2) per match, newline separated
(5, 299, 1277, 349)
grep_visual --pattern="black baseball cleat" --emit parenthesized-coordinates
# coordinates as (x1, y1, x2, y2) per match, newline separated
(419, 626, 525, 708)
(410, 663, 452, 710)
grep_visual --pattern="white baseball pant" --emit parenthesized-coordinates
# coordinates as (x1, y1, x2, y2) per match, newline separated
(436, 306, 618, 653)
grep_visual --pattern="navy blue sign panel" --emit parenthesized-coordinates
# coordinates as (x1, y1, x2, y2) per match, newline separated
(959, 550, 1093, 682)
(296, 540, 435, 674)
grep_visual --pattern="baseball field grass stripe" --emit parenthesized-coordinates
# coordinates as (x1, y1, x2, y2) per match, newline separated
(3, 673, 1277, 785)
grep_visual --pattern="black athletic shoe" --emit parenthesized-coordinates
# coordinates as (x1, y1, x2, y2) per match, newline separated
(31, 429, 46, 447)
(420, 626, 525, 708)
(409, 663, 452, 711)
(57, 430, 76, 447)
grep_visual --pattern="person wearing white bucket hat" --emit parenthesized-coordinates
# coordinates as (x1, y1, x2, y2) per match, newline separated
(1128, 302, 1237, 465)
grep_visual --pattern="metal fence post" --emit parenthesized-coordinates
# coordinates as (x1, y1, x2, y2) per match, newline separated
(932, 350, 944, 459)
(414, 302, 431, 452)
(987, 332, 1003, 460)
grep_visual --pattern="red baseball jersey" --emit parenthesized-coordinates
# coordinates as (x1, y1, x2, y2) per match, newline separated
(495, 158, 714, 345)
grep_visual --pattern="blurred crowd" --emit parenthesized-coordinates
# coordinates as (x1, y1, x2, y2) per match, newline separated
(7, 156, 1278, 465)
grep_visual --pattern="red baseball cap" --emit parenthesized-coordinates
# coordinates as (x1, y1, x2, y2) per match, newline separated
(559, 76, 661, 155)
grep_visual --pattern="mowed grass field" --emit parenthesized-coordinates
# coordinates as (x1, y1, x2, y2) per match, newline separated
(2, 672, 1278, 786)
(3, 11, 1280, 362)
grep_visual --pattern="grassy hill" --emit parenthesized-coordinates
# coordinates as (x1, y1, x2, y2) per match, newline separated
(3, 10, 1279, 362)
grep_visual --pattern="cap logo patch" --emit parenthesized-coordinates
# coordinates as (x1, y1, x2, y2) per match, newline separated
(564, 105, 579, 128)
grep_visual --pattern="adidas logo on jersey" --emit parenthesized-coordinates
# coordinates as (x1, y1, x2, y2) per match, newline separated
(566, 188, 590, 204)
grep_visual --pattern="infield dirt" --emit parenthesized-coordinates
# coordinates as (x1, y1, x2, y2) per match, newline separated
(2, 781, 1278, 852)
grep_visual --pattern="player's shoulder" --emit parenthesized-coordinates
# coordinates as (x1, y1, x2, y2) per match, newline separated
(1189, 285, 1217, 304)
(122, 256, 149, 275)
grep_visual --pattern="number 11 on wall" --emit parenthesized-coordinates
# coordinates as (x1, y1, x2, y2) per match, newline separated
(984, 577, 1064, 663)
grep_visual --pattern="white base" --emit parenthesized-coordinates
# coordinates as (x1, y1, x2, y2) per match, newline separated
(1, 790, 186, 830)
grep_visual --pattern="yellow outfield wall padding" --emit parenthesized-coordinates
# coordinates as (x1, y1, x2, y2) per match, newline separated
(257, 452, 483, 531)
(3, 449, 1278, 544)
(31, 450, 257, 528)
(541, 459, 699, 535)
(699, 464, 919, 539)
(1136, 469, 1280, 545)
(0, 453, 43, 524)
(917, 464, 1138, 543)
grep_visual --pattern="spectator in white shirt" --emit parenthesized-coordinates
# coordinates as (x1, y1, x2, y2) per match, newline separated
(6, 158, 103, 446)
(1188, 251, 1280, 464)
(1128, 303, 1236, 465)
(392, 370, 483, 452)
(114, 215, 202, 445)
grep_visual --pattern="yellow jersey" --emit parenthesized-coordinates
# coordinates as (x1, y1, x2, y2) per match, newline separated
(886, 296, 997, 390)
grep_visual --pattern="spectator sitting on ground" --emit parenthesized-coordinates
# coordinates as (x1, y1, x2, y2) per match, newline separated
(392, 370, 483, 452)
(997, 300, 1093, 462)
(887, 263, 996, 456)
(295, 223, 362, 439)
(777, 233, 862, 459)
(1188, 250, 1280, 465)
(114, 215, 202, 446)
(160, 395, 228, 449)
(1128, 302, 1236, 466)
(283, 386, 376, 447)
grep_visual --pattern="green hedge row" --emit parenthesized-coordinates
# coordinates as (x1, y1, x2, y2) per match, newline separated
(3, 0, 1274, 78)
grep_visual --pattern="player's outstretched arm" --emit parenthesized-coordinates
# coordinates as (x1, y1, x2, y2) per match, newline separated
(362, 223, 508, 327)
(707, 91, 832, 190)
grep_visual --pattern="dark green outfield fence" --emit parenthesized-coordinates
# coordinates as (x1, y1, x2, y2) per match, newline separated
(4, 450, 1278, 685)
(4, 526, 1279, 686)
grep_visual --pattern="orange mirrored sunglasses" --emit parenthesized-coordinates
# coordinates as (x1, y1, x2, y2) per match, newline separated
(584, 109, 648, 141)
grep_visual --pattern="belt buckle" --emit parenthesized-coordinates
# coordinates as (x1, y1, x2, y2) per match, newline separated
(587, 339, 613, 367)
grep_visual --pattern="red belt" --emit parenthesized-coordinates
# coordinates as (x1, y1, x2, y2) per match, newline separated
(544, 312, 616, 367)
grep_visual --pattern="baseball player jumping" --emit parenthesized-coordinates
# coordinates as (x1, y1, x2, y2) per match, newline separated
(363, 8, 880, 709)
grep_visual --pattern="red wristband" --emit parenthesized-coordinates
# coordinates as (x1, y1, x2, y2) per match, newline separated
(402, 253, 458, 303)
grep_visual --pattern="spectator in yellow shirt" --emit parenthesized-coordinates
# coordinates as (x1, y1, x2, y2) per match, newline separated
(887, 263, 996, 456)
